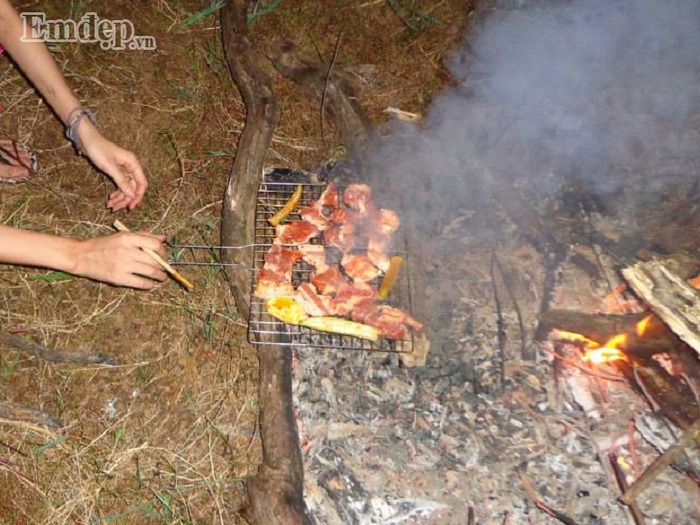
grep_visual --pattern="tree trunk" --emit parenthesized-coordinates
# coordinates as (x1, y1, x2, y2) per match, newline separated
(220, 2, 309, 523)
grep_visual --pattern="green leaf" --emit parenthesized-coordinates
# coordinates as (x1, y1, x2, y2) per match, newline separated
(183, 1, 225, 26)
(247, 0, 282, 23)
(33, 436, 69, 455)
(32, 271, 73, 282)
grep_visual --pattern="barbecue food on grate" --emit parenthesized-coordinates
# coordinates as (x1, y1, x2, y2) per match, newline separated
(299, 204, 330, 230)
(351, 303, 422, 341)
(274, 220, 319, 245)
(301, 316, 379, 342)
(378, 256, 403, 299)
(341, 253, 382, 282)
(297, 244, 328, 273)
(343, 183, 373, 215)
(295, 282, 332, 317)
(330, 282, 377, 317)
(318, 182, 339, 208)
(266, 296, 309, 325)
(268, 184, 302, 226)
(255, 182, 422, 340)
(311, 266, 346, 296)
(298, 182, 339, 230)
(254, 245, 303, 299)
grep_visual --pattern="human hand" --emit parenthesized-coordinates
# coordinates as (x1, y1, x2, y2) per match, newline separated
(77, 124, 148, 211)
(68, 231, 168, 289)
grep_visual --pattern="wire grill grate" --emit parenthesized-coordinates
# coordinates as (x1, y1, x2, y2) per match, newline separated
(247, 176, 415, 352)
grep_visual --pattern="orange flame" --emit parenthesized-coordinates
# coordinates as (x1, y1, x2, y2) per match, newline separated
(582, 346, 626, 364)
(582, 333, 628, 364)
(636, 314, 653, 337)
(553, 328, 631, 365)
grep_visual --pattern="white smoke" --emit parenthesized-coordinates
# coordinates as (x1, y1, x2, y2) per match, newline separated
(364, 0, 700, 230)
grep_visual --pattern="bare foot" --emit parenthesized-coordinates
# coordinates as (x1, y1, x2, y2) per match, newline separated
(0, 138, 38, 183)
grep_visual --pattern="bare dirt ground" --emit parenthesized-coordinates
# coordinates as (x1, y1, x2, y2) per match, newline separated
(0, 1, 472, 523)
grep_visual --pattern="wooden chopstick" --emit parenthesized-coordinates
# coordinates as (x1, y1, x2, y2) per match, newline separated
(113, 220, 194, 291)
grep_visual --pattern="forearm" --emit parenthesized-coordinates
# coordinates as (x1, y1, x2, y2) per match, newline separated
(0, 225, 169, 289)
(0, 225, 78, 272)
(0, 0, 82, 124)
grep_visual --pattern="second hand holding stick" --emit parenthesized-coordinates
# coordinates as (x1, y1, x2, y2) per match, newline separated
(113, 220, 194, 291)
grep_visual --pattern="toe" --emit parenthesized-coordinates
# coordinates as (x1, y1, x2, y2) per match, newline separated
(0, 164, 31, 183)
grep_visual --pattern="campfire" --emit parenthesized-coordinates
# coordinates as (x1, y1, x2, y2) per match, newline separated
(539, 260, 700, 522)
(215, 0, 700, 522)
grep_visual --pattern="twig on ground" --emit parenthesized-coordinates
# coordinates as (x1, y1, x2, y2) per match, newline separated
(493, 255, 528, 360)
(490, 254, 507, 385)
(621, 416, 700, 506)
(0, 332, 115, 364)
(535, 500, 581, 525)
(320, 32, 344, 150)
(609, 453, 647, 525)
(520, 472, 581, 525)
(0, 403, 62, 429)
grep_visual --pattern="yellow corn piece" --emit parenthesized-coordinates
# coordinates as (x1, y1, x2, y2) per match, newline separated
(378, 256, 403, 299)
(301, 317, 379, 341)
(266, 297, 309, 325)
(268, 184, 303, 226)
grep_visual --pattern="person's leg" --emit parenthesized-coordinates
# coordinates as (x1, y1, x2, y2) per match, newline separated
(0, 138, 38, 182)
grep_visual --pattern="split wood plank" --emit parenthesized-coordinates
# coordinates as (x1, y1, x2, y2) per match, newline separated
(622, 260, 700, 359)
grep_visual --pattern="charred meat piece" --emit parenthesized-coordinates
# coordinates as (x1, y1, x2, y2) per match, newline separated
(311, 266, 346, 296)
(299, 204, 330, 231)
(318, 181, 339, 208)
(263, 244, 303, 273)
(325, 221, 356, 253)
(295, 282, 332, 317)
(253, 245, 303, 299)
(298, 244, 328, 273)
(341, 253, 381, 282)
(330, 282, 377, 316)
(358, 304, 423, 340)
(343, 183, 372, 215)
(274, 220, 319, 245)
(254, 268, 296, 299)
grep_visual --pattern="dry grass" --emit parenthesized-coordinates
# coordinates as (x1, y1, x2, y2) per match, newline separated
(0, 0, 471, 522)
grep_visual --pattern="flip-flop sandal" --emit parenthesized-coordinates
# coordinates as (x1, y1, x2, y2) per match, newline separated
(0, 138, 39, 183)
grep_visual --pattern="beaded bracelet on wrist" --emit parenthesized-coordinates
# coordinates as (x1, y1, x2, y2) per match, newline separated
(65, 107, 97, 156)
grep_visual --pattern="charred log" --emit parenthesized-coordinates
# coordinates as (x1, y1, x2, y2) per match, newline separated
(623, 259, 700, 360)
(624, 358, 700, 432)
(539, 310, 684, 359)
(220, 2, 308, 523)
(541, 309, 700, 433)
(267, 39, 373, 158)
